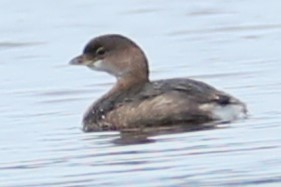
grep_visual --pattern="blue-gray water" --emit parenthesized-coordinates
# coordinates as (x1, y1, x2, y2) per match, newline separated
(1, 0, 281, 186)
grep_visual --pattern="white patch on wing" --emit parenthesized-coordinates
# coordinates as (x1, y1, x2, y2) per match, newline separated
(213, 104, 246, 121)
(199, 103, 246, 122)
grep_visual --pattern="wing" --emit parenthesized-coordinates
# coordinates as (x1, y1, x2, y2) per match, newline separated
(85, 78, 245, 131)
(139, 78, 236, 105)
(104, 78, 239, 128)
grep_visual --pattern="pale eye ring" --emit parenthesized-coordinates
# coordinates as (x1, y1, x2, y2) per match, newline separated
(96, 47, 105, 56)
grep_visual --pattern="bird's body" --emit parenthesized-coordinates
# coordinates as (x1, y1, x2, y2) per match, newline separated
(70, 34, 247, 132)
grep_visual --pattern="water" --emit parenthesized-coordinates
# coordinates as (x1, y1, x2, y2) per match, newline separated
(1, 0, 281, 186)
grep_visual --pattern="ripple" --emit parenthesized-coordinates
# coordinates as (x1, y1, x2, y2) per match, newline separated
(168, 23, 281, 36)
(2, 0, 281, 186)
(0, 41, 44, 49)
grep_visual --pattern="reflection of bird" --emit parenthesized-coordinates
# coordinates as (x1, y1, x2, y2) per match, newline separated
(70, 34, 247, 132)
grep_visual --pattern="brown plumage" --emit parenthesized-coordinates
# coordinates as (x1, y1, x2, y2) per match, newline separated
(70, 34, 247, 132)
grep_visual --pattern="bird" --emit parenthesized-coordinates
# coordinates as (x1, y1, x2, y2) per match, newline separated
(69, 34, 247, 132)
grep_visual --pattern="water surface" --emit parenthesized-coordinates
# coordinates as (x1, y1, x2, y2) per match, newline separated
(1, 0, 281, 186)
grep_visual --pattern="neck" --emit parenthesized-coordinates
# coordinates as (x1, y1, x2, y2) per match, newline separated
(104, 46, 150, 97)
(118, 72, 149, 89)
(103, 72, 149, 100)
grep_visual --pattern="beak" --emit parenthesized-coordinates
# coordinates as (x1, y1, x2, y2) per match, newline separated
(69, 55, 84, 65)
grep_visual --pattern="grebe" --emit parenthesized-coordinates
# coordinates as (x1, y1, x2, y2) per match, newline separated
(70, 34, 247, 132)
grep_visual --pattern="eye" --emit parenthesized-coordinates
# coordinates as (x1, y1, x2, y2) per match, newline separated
(96, 47, 106, 56)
